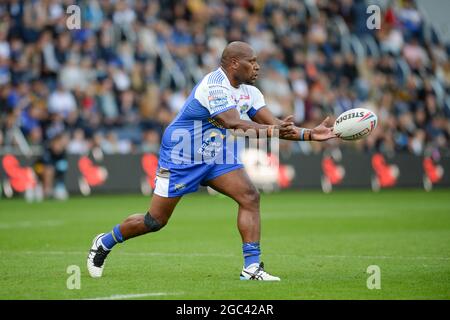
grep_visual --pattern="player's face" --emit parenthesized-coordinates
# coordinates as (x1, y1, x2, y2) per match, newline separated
(236, 53, 260, 85)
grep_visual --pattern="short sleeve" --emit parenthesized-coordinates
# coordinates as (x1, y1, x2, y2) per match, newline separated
(195, 83, 237, 117)
(246, 86, 266, 118)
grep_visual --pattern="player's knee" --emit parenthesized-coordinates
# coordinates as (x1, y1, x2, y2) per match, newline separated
(240, 187, 260, 208)
(144, 212, 166, 232)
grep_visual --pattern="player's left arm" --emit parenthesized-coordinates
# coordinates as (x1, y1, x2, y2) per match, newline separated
(250, 107, 336, 141)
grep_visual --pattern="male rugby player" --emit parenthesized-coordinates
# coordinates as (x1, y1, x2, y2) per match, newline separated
(88, 41, 335, 281)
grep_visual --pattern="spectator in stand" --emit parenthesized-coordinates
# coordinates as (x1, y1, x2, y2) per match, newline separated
(0, 0, 447, 160)
(34, 132, 69, 200)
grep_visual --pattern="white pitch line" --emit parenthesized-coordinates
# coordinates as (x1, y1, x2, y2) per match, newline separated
(0, 220, 64, 229)
(308, 254, 450, 261)
(84, 292, 184, 300)
(0, 250, 236, 258)
(122, 251, 235, 257)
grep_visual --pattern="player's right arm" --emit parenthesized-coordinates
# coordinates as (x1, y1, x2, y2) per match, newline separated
(245, 86, 335, 141)
(196, 80, 294, 138)
(213, 108, 295, 138)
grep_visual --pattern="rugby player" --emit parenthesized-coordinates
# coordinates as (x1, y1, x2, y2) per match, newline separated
(88, 41, 335, 281)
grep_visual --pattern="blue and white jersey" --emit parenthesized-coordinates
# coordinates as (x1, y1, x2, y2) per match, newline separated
(159, 68, 266, 167)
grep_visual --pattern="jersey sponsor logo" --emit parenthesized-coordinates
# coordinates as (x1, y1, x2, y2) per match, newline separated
(207, 84, 229, 90)
(208, 95, 228, 111)
(174, 183, 186, 191)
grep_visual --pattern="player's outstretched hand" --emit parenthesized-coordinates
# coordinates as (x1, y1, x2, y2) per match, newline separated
(311, 117, 337, 141)
(277, 115, 297, 138)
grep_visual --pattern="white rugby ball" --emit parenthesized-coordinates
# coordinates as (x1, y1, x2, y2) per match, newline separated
(334, 108, 378, 141)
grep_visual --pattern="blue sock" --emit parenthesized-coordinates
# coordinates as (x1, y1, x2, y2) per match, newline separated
(242, 242, 261, 268)
(100, 224, 124, 250)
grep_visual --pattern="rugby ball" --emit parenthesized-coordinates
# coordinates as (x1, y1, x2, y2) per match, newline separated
(334, 108, 377, 140)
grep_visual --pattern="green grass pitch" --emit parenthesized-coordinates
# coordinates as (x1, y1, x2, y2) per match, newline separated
(0, 189, 449, 300)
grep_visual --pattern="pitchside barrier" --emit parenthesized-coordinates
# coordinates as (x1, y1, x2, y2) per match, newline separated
(0, 150, 449, 198)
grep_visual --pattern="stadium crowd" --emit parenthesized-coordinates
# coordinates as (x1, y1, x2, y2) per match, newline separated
(0, 0, 449, 159)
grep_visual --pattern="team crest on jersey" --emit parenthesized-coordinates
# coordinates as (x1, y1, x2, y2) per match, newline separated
(197, 131, 224, 157)
(239, 104, 249, 114)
